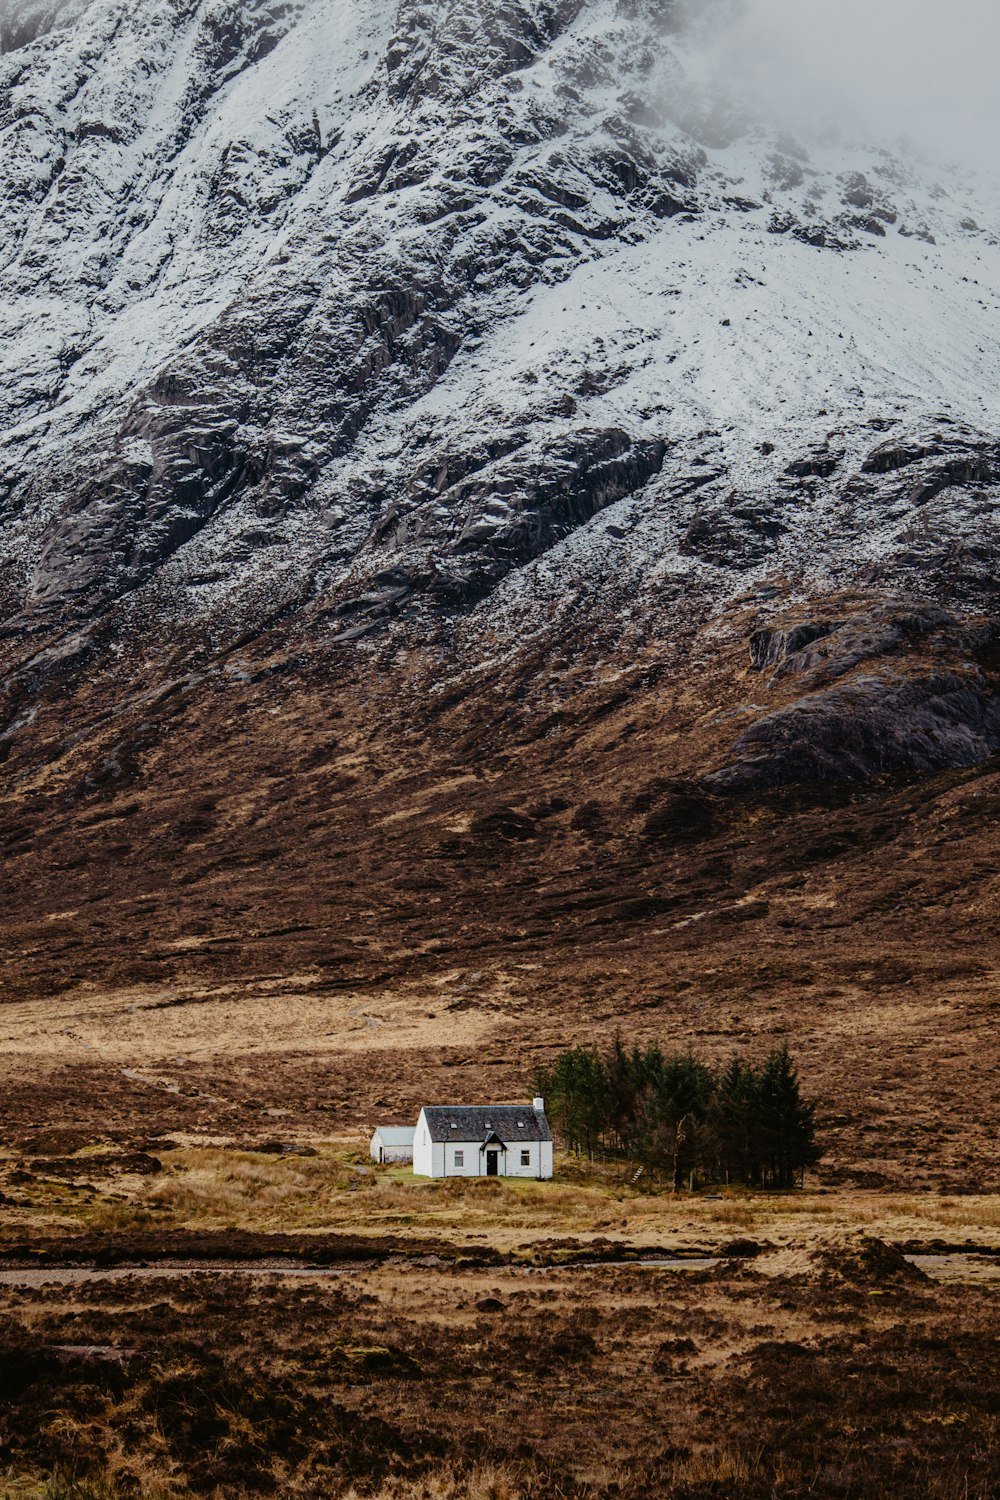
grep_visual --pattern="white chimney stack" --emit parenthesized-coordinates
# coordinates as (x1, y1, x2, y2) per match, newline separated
(533, 1096, 545, 1112)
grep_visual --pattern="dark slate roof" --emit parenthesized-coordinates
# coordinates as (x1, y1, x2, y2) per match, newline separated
(421, 1105, 552, 1144)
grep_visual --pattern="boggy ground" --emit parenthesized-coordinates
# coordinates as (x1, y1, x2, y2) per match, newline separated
(1, 1237, 999, 1499)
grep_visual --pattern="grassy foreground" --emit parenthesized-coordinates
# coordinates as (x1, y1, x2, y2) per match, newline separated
(2, 1144, 1000, 1498)
(3, 1141, 1000, 1255)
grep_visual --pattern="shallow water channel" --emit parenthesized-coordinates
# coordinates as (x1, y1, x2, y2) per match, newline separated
(0, 1257, 720, 1288)
(0, 1253, 996, 1289)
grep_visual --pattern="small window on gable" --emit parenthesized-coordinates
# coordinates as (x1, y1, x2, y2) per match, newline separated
(450, 1122, 458, 1129)
(516, 1121, 524, 1128)
(520, 1150, 530, 1166)
(454, 1150, 464, 1167)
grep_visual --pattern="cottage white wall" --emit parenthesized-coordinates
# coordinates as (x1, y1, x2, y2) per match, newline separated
(440, 1142, 480, 1176)
(437, 1141, 501, 1177)
(512, 1140, 553, 1178)
(505, 1140, 539, 1177)
(413, 1111, 437, 1177)
(433, 1138, 553, 1178)
(412, 1108, 555, 1178)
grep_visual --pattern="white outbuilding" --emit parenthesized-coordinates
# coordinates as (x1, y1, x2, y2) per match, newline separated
(369, 1126, 415, 1164)
(412, 1098, 553, 1179)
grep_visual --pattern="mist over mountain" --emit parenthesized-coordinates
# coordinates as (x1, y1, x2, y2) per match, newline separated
(684, 0, 1000, 169)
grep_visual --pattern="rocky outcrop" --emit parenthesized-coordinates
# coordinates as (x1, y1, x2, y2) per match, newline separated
(748, 605, 987, 687)
(749, 621, 842, 672)
(707, 671, 1000, 791)
(335, 427, 668, 619)
(709, 604, 1000, 791)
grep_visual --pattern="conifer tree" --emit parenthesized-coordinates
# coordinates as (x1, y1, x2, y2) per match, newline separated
(602, 1034, 639, 1158)
(644, 1049, 714, 1190)
(756, 1043, 821, 1188)
(537, 1046, 603, 1157)
(711, 1053, 757, 1184)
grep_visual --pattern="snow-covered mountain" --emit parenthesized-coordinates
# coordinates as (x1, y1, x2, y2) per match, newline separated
(2, 0, 1000, 792)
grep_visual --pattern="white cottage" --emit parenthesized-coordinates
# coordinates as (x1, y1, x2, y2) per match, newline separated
(412, 1098, 553, 1179)
(369, 1126, 415, 1163)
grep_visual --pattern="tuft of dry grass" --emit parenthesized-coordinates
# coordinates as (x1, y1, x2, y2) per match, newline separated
(669, 1441, 783, 1489)
(0, 1471, 175, 1500)
(341, 1463, 556, 1500)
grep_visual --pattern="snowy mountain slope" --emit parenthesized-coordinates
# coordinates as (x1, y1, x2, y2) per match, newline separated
(1, 0, 1000, 795)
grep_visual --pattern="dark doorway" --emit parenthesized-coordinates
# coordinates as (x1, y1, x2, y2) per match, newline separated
(486, 1151, 499, 1177)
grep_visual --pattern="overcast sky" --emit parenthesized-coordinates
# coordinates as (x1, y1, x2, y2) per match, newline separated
(684, 0, 1000, 169)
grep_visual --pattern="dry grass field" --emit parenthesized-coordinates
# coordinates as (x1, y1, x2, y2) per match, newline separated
(2, 945, 998, 1202)
(4, 1137, 1000, 1258)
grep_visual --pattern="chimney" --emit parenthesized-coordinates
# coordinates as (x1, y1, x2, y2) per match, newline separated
(533, 1096, 545, 1113)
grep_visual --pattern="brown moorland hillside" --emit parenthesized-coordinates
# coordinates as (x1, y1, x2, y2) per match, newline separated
(1, 584, 997, 1192)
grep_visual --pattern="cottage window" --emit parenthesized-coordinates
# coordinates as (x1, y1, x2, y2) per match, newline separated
(520, 1150, 530, 1166)
(454, 1150, 464, 1167)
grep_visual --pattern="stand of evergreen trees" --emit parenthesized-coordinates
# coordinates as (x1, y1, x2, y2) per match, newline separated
(536, 1040, 820, 1190)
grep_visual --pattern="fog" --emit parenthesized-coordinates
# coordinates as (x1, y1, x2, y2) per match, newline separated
(683, 0, 1000, 169)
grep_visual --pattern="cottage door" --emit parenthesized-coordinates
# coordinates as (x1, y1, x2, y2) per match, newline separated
(486, 1151, 499, 1176)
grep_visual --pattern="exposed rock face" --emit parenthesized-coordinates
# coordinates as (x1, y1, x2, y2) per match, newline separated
(3, 0, 709, 627)
(709, 668, 1000, 791)
(708, 605, 1000, 789)
(334, 427, 668, 621)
